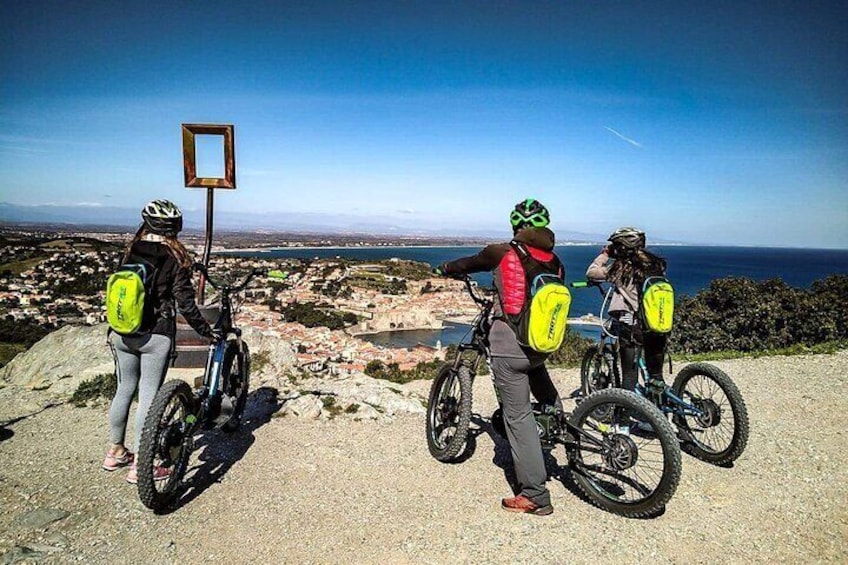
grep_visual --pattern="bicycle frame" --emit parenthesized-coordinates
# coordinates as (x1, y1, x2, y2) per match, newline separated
(191, 264, 264, 424)
(451, 278, 493, 375)
(576, 280, 706, 421)
(451, 276, 622, 453)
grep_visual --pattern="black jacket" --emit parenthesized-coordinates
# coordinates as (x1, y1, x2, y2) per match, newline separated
(441, 227, 560, 359)
(125, 241, 213, 338)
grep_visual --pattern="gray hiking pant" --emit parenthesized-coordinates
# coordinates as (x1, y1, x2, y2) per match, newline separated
(108, 332, 172, 451)
(491, 356, 563, 507)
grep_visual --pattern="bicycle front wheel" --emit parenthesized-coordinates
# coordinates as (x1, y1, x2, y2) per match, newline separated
(137, 379, 196, 512)
(672, 362, 749, 465)
(569, 388, 682, 518)
(222, 341, 250, 433)
(426, 363, 473, 462)
(580, 344, 619, 421)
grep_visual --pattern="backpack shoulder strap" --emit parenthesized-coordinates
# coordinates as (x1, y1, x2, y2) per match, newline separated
(510, 240, 562, 275)
(123, 253, 160, 287)
(509, 240, 530, 259)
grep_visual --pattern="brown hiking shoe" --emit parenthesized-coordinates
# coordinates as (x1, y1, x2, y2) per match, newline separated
(500, 495, 553, 516)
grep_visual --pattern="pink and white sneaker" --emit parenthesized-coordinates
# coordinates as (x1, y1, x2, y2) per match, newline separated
(126, 463, 171, 485)
(102, 450, 134, 471)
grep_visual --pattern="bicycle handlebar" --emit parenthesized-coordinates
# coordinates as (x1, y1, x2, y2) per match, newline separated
(449, 274, 494, 308)
(193, 263, 288, 294)
(571, 279, 610, 297)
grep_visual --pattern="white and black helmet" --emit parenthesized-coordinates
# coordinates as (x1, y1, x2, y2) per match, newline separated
(142, 199, 183, 236)
(608, 226, 646, 250)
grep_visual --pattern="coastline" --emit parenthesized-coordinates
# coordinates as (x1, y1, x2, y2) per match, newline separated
(348, 322, 447, 337)
(215, 242, 699, 254)
(217, 244, 485, 253)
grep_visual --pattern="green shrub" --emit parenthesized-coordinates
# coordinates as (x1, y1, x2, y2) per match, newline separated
(71, 373, 117, 407)
(251, 350, 271, 374)
(321, 395, 345, 418)
(364, 359, 444, 384)
(671, 275, 848, 354)
(0, 343, 25, 368)
(548, 329, 595, 368)
(280, 301, 357, 330)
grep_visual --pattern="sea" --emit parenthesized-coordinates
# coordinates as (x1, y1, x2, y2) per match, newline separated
(221, 245, 848, 348)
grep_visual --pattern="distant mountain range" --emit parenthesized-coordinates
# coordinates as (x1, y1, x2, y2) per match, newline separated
(0, 202, 625, 243)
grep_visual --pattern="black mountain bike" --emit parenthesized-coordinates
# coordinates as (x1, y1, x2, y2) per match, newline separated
(573, 280, 750, 466)
(425, 276, 682, 518)
(136, 264, 285, 511)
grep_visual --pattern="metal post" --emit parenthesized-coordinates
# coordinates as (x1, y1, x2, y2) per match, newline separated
(198, 187, 214, 303)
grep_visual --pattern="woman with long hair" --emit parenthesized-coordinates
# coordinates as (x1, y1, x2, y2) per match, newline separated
(586, 227, 669, 395)
(103, 199, 214, 484)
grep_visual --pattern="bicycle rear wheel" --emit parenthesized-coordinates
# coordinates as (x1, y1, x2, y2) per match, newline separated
(426, 363, 473, 462)
(137, 379, 196, 512)
(672, 363, 749, 465)
(568, 388, 682, 518)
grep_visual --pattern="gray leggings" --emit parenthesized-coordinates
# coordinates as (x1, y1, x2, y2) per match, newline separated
(108, 333, 172, 451)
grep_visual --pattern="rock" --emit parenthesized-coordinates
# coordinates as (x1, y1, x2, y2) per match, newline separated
(3, 545, 45, 564)
(352, 404, 381, 421)
(0, 324, 113, 395)
(11, 508, 69, 530)
(291, 375, 426, 420)
(41, 533, 69, 548)
(239, 326, 297, 386)
(281, 395, 322, 419)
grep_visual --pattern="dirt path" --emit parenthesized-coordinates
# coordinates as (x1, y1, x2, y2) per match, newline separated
(1, 352, 846, 564)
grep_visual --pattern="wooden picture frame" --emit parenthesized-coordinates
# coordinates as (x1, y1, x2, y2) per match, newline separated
(181, 124, 236, 189)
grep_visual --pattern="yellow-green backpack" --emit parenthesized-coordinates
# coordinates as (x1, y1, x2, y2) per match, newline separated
(641, 276, 674, 333)
(105, 263, 152, 335)
(509, 243, 572, 353)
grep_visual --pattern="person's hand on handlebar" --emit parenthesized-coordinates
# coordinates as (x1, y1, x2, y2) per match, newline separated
(432, 266, 468, 281)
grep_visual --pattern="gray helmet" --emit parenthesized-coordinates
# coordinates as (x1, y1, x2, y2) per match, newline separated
(142, 199, 183, 236)
(608, 226, 646, 250)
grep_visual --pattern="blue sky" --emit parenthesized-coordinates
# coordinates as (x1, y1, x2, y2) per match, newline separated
(1, 1, 846, 248)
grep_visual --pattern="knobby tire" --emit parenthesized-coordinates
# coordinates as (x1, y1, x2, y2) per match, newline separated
(570, 388, 682, 518)
(580, 344, 619, 397)
(222, 342, 250, 433)
(426, 364, 473, 462)
(672, 362, 749, 465)
(137, 379, 195, 512)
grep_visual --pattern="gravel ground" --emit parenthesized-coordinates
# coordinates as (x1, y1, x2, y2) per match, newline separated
(1, 352, 846, 564)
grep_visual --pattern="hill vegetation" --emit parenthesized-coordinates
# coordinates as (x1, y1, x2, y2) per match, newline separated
(671, 274, 848, 354)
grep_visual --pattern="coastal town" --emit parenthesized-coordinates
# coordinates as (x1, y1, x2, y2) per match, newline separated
(0, 227, 481, 375)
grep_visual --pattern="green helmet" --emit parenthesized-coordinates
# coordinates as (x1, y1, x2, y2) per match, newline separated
(509, 198, 550, 231)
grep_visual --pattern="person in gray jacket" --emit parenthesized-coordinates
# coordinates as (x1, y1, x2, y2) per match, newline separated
(586, 227, 669, 394)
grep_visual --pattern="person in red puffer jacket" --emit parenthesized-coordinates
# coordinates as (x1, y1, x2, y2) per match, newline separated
(434, 198, 564, 516)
